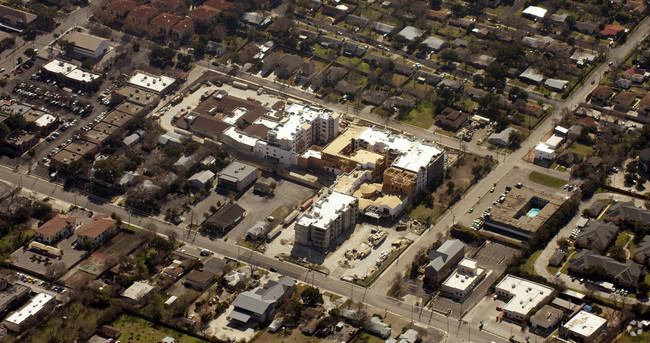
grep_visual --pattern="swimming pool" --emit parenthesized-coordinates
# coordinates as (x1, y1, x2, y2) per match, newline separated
(527, 208, 541, 217)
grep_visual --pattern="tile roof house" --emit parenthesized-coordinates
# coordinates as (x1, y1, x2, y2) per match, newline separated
(425, 239, 464, 282)
(202, 0, 232, 12)
(624, 0, 647, 14)
(574, 220, 618, 253)
(633, 235, 650, 266)
(35, 214, 76, 245)
(126, 5, 157, 28)
(569, 250, 643, 287)
(150, 13, 181, 36)
(188, 6, 219, 24)
(600, 24, 626, 37)
(623, 66, 648, 83)
(155, 0, 185, 12)
(77, 213, 118, 247)
(228, 276, 295, 324)
(171, 17, 194, 39)
(590, 86, 614, 104)
(605, 201, 650, 225)
(106, 0, 136, 22)
(435, 107, 469, 132)
(613, 91, 637, 112)
(427, 9, 450, 22)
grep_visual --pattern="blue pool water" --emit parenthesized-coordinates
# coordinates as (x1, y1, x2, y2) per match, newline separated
(528, 208, 541, 217)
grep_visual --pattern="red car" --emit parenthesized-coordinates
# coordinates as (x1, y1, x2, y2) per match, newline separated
(23, 64, 30, 69)
(496, 306, 503, 311)
(15, 69, 22, 73)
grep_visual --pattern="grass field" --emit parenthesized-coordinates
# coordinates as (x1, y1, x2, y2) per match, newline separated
(617, 331, 650, 343)
(568, 143, 595, 157)
(351, 332, 387, 343)
(402, 102, 436, 128)
(112, 315, 207, 343)
(252, 329, 323, 343)
(528, 171, 566, 188)
(522, 250, 542, 276)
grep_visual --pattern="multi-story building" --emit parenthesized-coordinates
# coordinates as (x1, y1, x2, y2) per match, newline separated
(295, 190, 358, 251)
(34, 214, 76, 245)
(105, 0, 136, 22)
(440, 258, 485, 300)
(495, 275, 554, 322)
(3, 293, 55, 333)
(77, 214, 118, 247)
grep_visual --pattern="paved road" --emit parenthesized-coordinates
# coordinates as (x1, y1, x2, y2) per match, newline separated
(1, 165, 506, 342)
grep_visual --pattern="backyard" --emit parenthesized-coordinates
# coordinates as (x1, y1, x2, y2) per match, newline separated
(111, 314, 207, 343)
(528, 171, 567, 189)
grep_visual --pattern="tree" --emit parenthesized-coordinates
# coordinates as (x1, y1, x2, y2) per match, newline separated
(149, 46, 176, 68)
(508, 130, 523, 148)
(608, 245, 626, 262)
(429, 0, 442, 10)
(24, 48, 37, 59)
(301, 286, 323, 306)
(80, 239, 94, 251)
(93, 159, 123, 184)
(638, 282, 650, 296)
(446, 181, 455, 194)
(624, 173, 636, 185)
(638, 177, 646, 186)
(585, 264, 607, 281)
(439, 49, 458, 63)
(349, 303, 370, 328)
(508, 86, 529, 101)
(451, 1, 467, 17)
(58, 39, 75, 55)
(557, 238, 570, 250)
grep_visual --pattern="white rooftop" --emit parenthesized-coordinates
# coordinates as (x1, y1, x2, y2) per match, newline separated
(297, 191, 356, 230)
(43, 59, 77, 74)
(301, 149, 322, 159)
(5, 292, 55, 326)
(563, 310, 607, 337)
(222, 107, 248, 125)
(442, 258, 484, 293)
(545, 135, 564, 150)
(356, 127, 443, 174)
(268, 103, 335, 142)
(253, 117, 280, 129)
(127, 71, 176, 94)
(535, 142, 554, 154)
(67, 68, 100, 83)
(224, 127, 259, 147)
(555, 126, 569, 135)
(121, 281, 153, 301)
(523, 6, 548, 18)
(34, 113, 56, 127)
(496, 275, 554, 317)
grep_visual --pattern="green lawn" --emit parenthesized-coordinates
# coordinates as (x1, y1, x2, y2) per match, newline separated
(351, 332, 387, 343)
(111, 315, 207, 343)
(528, 171, 567, 189)
(522, 250, 542, 276)
(252, 329, 323, 343)
(617, 331, 650, 343)
(402, 102, 436, 128)
(568, 143, 595, 157)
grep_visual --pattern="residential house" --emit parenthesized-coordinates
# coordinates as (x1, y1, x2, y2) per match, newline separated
(185, 270, 215, 290)
(360, 90, 387, 106)
(438, 79, 463, 92)
(544, 78, 569, 92)
(121, 281, 154, 303)
(34, 214, 76, 245)
(188, 6, 219, 25)
(241, 12, 269, 27)
(126, 5, 157, 28)
(613, 91, 637, 112)
(228, 276, 295, 324)
(569, 250, 643, 287)
(150, 13, 181, 36)
(424, 239, 464, 282)
(397, 26, 425, 41)
(590, 86, 614, 104)
(517, 101, 544, 117)
(556, 150, 583, 167)
(188, 170, 215, 189)
(624, 1, 647, 14)
(435, 107, 469, 132)
(296, 61, 317, 85)
(416, 71, 442, 85)
(548, 250, 566, 267)
(0, 4, 37, 30)
(342, 41, 358, 56)
(367, 316, 391, 338)
(448, 17, 473, 29)
(600, 24, 625, 37)
(638, 94, 650, 116)
(633, 235, 650, 266)
(586, 156, 604, 169)
(106, 0, 136, 22)
(469, 55, 496, 69)
(321, 5, 347, 22)
(623, 66, 648, 83)
(422, 36, 444, 52)
(371, 22, 395, 35)
(383, 96, 415, 112)
(574, 220, 618, 253)
(615, 78, 632, 89)
(519, 68, 544, 84)
(574, 21, 598, 34)
(77, 214, 118, 247)
(155, 0, 185, 12)
(393, 62, 415, 76)
(427, 9, 450, 22)
(318, 35, 343, 48)
(605, 201, 650, 226)
(345, 14, 368, 27)
(171, 17, 194, 40)
(570, 51, 597, 66)
(202, 0, 232, 12)
(639, 148, 650, 173)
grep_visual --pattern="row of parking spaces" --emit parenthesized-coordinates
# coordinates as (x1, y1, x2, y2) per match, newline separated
(16, 272, 67, 294)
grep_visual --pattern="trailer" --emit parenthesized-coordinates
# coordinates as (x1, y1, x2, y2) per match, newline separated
(232, 81, 248, 90)
(283, 210, 299, 227)
(300, 199, 313, 211)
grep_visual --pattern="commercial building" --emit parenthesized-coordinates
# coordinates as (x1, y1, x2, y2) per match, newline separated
(121, 281, 154, 303)
(560, 310, 607, 342)
(77, 213, 118, 247)
(205, 203, 246, 232)
(294, 190, 358, 252)
(440, 258, 485, 300)
(483, 186, 563, 240)
(3, 293, 56, 332)
(67, 31, 110, 60)
(529, 305, 563, 331)
(229, 276, 295, 324)
(425, 239, 465, 282)
(41, 59, 103, 90)
(217, 161, 258, 191)
(34, 214, 76, 245)
(0, 279, 29, 316)
(127, 71, 177, 95)
(495, 275, 554, 321)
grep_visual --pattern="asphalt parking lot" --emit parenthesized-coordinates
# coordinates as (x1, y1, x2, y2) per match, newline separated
(225, 175, 315, 241)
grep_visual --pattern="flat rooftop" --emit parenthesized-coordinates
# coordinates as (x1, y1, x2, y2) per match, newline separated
(127, 71, 176, 94)
(114, 102, 143, 116)
(268, 103, 338, 141)
(5, 292, 54, 326)
(297, 191, 356, 230)
(113, 85, 158, 107)
(563, 310, 607, 337)
(486, 186, 564, 236)
(496, 274, 554, 317)
(102, 110, 134, 128)
(442, 259, 485, 293)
